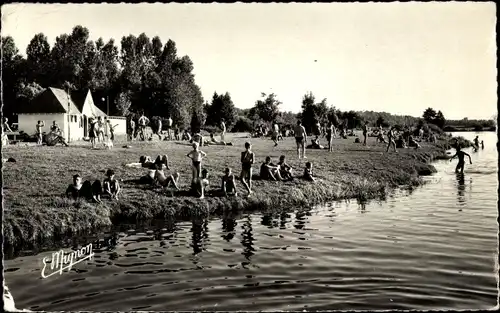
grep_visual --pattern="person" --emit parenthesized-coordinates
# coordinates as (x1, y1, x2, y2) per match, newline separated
(307, 138, 326, 149)
(221, 119, 226, 143)
(303, 162, 315, 181)
(36, 120, 45, 145)
(137, 113, 150, 140)
(97, 117, 105, 142)
(240, 142, 254, 197)
(156, 118, 163, 140)
(182, 130, 192, 141)
(187, 142, 207, 183)
(89, 118, 97, 149)
(408, 135, 420, 149)
(386, 126, 397, 153)
(3, 117, 12, 132)
(277, 155, 293, 180)
(210, 133, 222, 144)
(221, 167, 238, 197)
(473, 136, 480, 152)
(192, 132, 204, 147)
(450, 146, 472, 174)
(129, 119, 136, 141)
(481, 140, 484, 150)
(166, 116, 173, 140)
(293, 120, 307, 159)
(174, 127, 180, 141)
(272, 122, 279, 146)
(326, 122, 334, 152)
(103, 169, 121, 200)
(192, 169, 209, 199)
(314, 121, 321, 140)
(260, 156, 283, 181)
(66, 174, 102, 203)
(50, 121, 60, 133)
(153, 165, 180, 190)
(362, 121, 368, 146)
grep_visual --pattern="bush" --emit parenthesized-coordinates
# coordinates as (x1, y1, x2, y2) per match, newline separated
(232, 116, 253, 133)
(473, 125, 483, 131)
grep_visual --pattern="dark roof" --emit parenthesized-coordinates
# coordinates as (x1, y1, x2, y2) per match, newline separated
(16, 87, 106, 116)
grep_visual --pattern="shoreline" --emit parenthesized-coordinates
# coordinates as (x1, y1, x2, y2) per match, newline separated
(2, 135, 460, 247)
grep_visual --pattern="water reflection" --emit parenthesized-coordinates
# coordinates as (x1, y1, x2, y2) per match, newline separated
(190, 218, 209, 255)
(221, 214, 237, 242)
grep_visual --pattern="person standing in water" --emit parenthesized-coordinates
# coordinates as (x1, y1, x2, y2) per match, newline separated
(450, 146, 472, 174)
(481, 140, 484, 150)
(473, 136, 480, 152)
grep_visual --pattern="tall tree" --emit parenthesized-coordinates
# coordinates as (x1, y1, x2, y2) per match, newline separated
(253, 93, 281, 123)
(1, 36, 26, 119)
(25, 33, 51, 86)
(206, 92, 237, 128)
(300, 92, 329, 132)
(423, 107, 437, 124)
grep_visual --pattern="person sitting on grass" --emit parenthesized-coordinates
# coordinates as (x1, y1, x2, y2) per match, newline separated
(154, 167, 180, 190)
(187, 142, 207, 184)
(303, 162, 315, 182)
(450, 146, 472, 174)
(260, 156, 283, 181)
(408, 135, 420, 149)
(277, 155, 293, 181)
(221, 167, 238, 197)
(240, 142, 254, 197)
(66, 174, 102, 203)
(103, 169, 121, 200)
(182, 130, 191, 141)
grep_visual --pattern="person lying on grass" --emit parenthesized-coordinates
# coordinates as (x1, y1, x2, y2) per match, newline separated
(277, 155, 293, 181)
(187, 141, 207, 183)
(303, 162, 315, 182)
(306, 138, 326, 150)
(260, 156, 283, 181)
(408, 135, 420, 149)
(66, 174, 102, 203)
(221, 167, 238, 197)
(240, 142, 254, 197)
(126, 155, 169, 169)
(182, 130, 192, 141)
(103, 169, 121, 200)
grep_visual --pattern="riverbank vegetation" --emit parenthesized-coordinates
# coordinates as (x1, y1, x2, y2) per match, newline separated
(2, 132, 461, 247)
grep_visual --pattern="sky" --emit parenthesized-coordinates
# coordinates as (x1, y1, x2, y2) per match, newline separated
(1, 2, 497, 120)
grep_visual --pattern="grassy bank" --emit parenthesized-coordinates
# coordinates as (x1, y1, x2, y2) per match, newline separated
(2, 132, 459, 246)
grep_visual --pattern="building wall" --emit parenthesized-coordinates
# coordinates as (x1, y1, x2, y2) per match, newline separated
(106, 116, 127, 135)
(18, 113, 84, 142)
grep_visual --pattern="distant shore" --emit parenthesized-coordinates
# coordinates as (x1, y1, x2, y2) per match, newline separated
(3, 133, 465, 247)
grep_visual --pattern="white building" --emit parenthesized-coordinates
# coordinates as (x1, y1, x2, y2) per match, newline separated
(16, 87, 126, 142)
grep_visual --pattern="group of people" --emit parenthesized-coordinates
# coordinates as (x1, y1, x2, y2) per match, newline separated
(66, 169, 121, 203)
(35, 120, 70, 146)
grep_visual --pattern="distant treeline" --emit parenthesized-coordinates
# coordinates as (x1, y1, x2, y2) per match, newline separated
(2, 24, 495, 134)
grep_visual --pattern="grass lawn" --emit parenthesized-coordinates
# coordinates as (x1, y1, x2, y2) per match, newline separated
(2, 132, 452, 246)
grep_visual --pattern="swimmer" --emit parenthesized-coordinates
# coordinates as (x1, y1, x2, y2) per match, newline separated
(450, 146, 472, 174)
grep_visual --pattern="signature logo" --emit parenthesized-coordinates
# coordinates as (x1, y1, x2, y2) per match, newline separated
(41, 243, 94, 278)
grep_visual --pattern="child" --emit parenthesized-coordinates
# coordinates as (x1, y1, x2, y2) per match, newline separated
(66, 174, 102, 203)
(103, 169, 121, 200)
(36, 120, 45, 145)
(386, 126, 397, 153)
(260, 156, 282, 181)
(106, 120, 118, 142)
(326, 122, 334, 152)
(277, 155, 293, 181)
(154, 166, 180, 190)
(362, 121, 368, 146)
(303, 162, 315, 181)
(187, 142, 207, 183)
(221, 167, 238, 197)
(240, 142, 254, 197)
(450, 146, 472, 174)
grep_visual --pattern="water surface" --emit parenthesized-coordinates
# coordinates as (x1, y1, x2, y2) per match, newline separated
(5, 132, 498, 311)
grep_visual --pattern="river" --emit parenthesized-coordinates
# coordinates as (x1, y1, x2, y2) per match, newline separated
(4, 131, 498, 311)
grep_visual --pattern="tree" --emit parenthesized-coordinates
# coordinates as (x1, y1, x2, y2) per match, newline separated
(327, 107, 340, 127)
(115, 91, 132, 116)
(25, 33, 51, 86)
(434, 110, 446, 129)
(205, 92, 237, 128)
(300, 92, 329, 132)
(1, 36, 26, 119)
(190, 110, 203, 133)
(423, 108, 437, 124)
(253, 93, 281, 122)
(17, 82, 44, 102)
